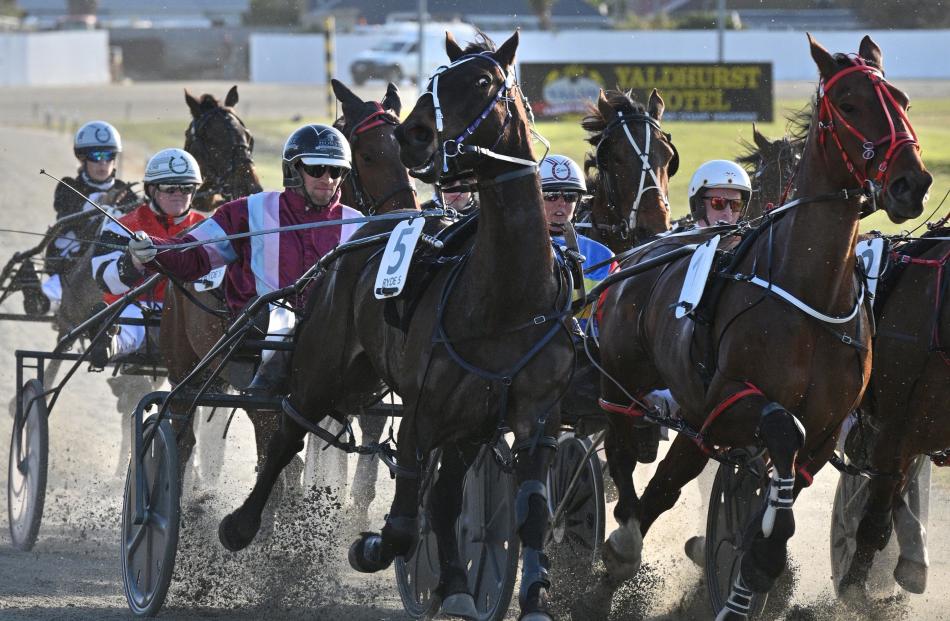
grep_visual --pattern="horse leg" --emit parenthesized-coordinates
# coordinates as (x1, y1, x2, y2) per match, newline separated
(429, 441, 480, 618)
(892, 488, 929, 593)
(348, 410, 420, 573)
(512, 437, 557, 621)
(218, 411, 307, 551)
(639, 433, 710, 533)
(722, 402, 804, 620)
(351, 412, 386, 530)
(602, 413, 645, 584)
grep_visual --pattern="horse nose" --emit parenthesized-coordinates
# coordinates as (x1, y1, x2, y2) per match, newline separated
(398, 119, 434, 148)
(888, 169, 933, 206)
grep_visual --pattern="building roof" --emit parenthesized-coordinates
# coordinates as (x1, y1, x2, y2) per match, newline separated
(307, 0, 601, 25)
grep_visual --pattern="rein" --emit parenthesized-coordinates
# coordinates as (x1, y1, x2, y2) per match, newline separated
(343, 103, 417, 214)
(185, 106, 255, 202)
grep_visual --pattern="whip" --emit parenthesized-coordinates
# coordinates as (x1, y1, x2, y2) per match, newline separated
(39, 169, 135, 236)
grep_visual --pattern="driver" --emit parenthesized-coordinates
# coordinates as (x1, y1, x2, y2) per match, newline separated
(125, 124, 362, 396)
(88, 148, 205, 366)
(40, 121, 138, 313)
(687, 160, 752, 228)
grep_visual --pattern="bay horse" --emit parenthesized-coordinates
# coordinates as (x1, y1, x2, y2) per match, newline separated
(737, 125, 802, 222)
(217, 32, 575, 621)
(580, 88, 677, 251)
(836, 219, 950, 596)
(594, 34, 931, 619)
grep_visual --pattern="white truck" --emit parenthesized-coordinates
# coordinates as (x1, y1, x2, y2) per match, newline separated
(349, 21, 479, 86)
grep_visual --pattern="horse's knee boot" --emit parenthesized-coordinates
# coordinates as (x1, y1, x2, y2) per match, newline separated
(758, 404, 804, 539)
(520, 546, 552, 617)
(515, 480, 553, 616)
(856, 508, 893, 551)
(716, 570, 756, 620)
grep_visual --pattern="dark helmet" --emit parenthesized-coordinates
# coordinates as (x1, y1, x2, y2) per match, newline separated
(282, 124, 351, 188)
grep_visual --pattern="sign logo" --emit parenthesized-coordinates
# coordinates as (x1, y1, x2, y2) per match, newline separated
(168, 156, 189, 174)
(94, 126, 112, 143)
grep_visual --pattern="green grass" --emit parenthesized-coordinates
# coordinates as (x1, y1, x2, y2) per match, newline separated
(119, 96, 950, 233)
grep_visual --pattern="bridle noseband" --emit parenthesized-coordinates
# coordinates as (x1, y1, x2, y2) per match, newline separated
(593, 110, 678, 241)
(343, 103, 416, 215)
(185, 106, 255, 202)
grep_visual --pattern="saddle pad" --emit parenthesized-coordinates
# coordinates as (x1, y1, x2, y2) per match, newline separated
(675, 234, 720, 319)
(855, 237, 886, 301)
(374, 217, 425, 299)
(194, 265, 226, 291)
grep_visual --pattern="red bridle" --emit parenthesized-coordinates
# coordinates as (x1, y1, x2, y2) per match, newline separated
(348, 103, 399, 139)
(817, 56, 919, 190)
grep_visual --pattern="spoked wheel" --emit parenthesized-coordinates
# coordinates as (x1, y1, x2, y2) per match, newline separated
(395, 440, 519, 621)
(546, 431, 605, 593)
(705, 451, 769, 618)
(831, 427, 932, 596)
(121, 414, 180, 617)
(7, 379, 49, 551)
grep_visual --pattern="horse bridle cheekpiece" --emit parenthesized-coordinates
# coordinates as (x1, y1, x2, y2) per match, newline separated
(185, 107, 255, 201)
(595, 111, 678, 238)
(344, 103, 415, 214)
(817, 56, 919, 194)
(423, 52, 539, 184)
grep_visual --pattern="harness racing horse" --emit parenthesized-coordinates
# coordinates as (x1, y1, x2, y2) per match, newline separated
(737, 126, 802, 221)
(184, 86, 262, 213)
(580, 89, 677, 251)
(217, 32, 575, 621)
(594, 35, 931, 619)
(835, 219, 950, 596)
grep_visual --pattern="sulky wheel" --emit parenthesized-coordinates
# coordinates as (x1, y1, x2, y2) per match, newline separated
(7, 379, 49, 551)
(546, 431, 605, 596)
(396, 440, 519, 621)
(121, 414, 180, 617)
(705, 452, 769, 618)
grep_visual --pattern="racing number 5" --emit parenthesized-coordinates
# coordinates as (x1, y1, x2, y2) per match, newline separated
(387, 227, 415, 275)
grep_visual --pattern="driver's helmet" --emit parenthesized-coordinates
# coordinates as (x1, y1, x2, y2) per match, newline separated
(282, 124, 351, 188)
(143, 148, 203, 186)
(74, 121, 122, 159)
(540, 154, 587, 193)
(687, 160, 752, 220)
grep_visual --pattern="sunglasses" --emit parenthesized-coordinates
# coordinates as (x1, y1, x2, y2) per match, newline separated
(705, 196, 744, 213)
(300, 164, 344, 179)
(86, 151, 117, 162)
(155, 183, 198, 195)
(543, 191, 581, 204)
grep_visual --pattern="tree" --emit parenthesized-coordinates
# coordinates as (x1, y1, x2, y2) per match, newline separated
(849, 0, 950, 28)
(244, 0, 303, 27)
(528, 0, 556, 30)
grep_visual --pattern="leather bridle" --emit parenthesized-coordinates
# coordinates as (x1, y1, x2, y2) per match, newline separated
(342, 103, 416, 215)
(185, 106, 256, 203)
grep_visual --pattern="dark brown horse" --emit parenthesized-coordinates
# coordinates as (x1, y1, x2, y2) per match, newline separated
(217, 32, 575, 621)
(594, 34, 931, 619)
(837, 221, 950, 596)
(184, 85, 262, 212)
(580, 89, 677, 251)
(737, 125, 802, 221)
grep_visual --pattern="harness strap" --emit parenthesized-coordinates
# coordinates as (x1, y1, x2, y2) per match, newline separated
(694, 382, 765, 452)
(598, 397, 647, 418)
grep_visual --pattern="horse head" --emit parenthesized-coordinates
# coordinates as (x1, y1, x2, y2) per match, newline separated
(737, 124, 801, 220)
(807, 34, 931, 223)
(395, 31, 533, 185)
(331, 79, 417, 214)
(184, 85, 262, 211)
(581, 89, 677, 249)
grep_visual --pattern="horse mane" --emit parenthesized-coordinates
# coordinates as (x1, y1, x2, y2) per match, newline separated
(196, 93, 224, 111)
(581, 90, 649, 187)
(462, 32, 496, 54)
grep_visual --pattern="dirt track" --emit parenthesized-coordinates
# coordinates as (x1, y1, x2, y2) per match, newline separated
(2, 121, 950, 621)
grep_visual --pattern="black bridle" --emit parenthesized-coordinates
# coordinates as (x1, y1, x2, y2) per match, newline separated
(749, 137, 801, 214)
(341, 104, 416, 215)
(185, 106, 255, 203)
(590, 111, 678, 242)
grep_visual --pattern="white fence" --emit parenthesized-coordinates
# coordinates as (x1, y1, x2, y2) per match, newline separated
(0, 31, 110, 87)
(250, 29, 950, 85)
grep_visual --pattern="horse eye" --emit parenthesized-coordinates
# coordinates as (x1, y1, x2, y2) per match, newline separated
(839, 102, 857, 114)
(476, 76, 491, 88)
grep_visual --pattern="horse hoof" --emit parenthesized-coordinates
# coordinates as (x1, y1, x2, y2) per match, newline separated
(894, 556, 928, 594)
(602, 520, 642, 580)
(838, 580, 868, 605)
(441, 592, 478, 620)
(684, 535, 705, 567)
(519, 613, 553, 621)
(714, 607, 747, 621)
(348, 532, 391, 573)
(218, 511, 259, 552)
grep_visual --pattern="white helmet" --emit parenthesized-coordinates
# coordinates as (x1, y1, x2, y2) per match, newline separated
(143, 148, 203, 186)
(687, 160, 752, 220)
(74, 121, 122, 158)
(540, 154, 587, 193)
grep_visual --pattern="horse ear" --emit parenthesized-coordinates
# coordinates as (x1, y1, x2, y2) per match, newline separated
(648, 88, 665, 122)
(331, 78, 364, 120)
(494, 30, 519, 71)
(859, 35, 884, 71)
(597, 90, 615, 122)
(184, 89, 201, 118)
(446, 32, 464, 62)
(807, 33, 838, 81)
(752, 123, 772, 151)
(224, 85, 239, 107)
(383, 82, 402, 116)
